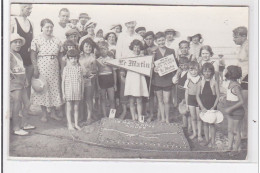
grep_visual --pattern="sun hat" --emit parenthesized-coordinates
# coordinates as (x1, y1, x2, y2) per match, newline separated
(79, 13, 91, 19)
(85, 22, 97, 29)
(135, 27, 146, 33)
(164, 29, 180, 37)
(31, 76, 47, 93)
(199, 110, 224, 124)
(104, 32, 117, 41)
(65, 28, 80, 37)
(187, 33, 203, 43)
(10, 33, 26, 46)
(178, 100, 188, 115)
(110, 24, 122, 30)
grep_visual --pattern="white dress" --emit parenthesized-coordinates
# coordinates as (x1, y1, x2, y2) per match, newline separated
(124, 53, 149, 97)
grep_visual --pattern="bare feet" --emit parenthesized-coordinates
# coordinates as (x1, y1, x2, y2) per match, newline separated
(189, 134, 197, 139)
(75, 125, 81, 130)
(68, 125, 75, 130)
(198, 136, 203, 142)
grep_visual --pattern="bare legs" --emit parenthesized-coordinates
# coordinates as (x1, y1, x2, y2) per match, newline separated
(100, 87, 115, 117)
(228, 118, 242, 151)
(155, 90, 171, 123)
(189, 106, 202, 141)
(66, 101, 81, 130)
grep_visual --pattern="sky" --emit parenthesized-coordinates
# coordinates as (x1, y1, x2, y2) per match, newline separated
(10, 4, 248, 48)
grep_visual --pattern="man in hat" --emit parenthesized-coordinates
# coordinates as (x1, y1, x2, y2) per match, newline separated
(65, 28, 80, 45)
(11, 4, 34, 99)
(85, 22, 97, 40)
(116, 20, 143, 119)
(77, 13, 91, 32)
(233, 26, 248, 139)
(110, 24, 122, 36)
(135, 27, 146, 38)
(53, 8, 71, 43)
(164, 29, 180, 51)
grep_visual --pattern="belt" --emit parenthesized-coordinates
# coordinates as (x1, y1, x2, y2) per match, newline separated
(38, 55, 57, 59)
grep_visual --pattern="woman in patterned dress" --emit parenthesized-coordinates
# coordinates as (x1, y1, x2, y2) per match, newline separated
(31, 19, 63, 122)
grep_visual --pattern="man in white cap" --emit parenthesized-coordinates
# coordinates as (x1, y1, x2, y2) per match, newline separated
(11, 4, 34, 98)
(116, 19, 143, 119)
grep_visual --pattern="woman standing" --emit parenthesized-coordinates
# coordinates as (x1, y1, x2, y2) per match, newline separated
(30, 19, 63, 122)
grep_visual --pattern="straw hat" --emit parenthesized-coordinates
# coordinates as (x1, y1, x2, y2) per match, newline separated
(10, 33, 26, 46)
(187, 33, 203, 43)
(199, 110, 224, 124)
(31, 76, 47, 93)
(164, 29, 180, 38)
(178, 100, 188, 115)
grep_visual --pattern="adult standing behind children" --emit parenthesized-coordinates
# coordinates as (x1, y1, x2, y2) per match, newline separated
(77, 13, 91, 32)
(115, 19, 143, 119)
(164, 29, 180, 51)
(53, 8, 71, 43)
(232, 26, 248, 139)
(11, 4, 34, 99)
(31, 19, 64, 122)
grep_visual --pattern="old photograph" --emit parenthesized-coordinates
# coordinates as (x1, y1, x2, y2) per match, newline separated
(8, 3, 249, 160)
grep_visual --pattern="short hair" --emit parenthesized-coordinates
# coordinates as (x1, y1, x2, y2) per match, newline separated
(79, 37, 97, 52)
(129, 39, 144, 51)
(233, 26, 247, 37)
(201, 62, 215, 77)
(179, 40, 190, 47)
(144, 31, 155, 39)
(225, 65, 242, 80)
(179, 56, 189, 64)
(59, 8, 70, 15)
(199, 45, 214, 57)
(155, 32, 166, 40)
(40, 18, 54, 31)
(67, 49, 80, 59)
(189, 61, 200, 70)
(63, 40, 77, 52)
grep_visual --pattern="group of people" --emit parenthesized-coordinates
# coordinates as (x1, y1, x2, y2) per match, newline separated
(10, 4, 248, 153)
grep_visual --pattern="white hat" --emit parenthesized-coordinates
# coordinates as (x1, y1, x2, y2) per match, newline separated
(199, 110, 224, 124)
(31, 76, 47, 93)
(10, 33, 26, 46)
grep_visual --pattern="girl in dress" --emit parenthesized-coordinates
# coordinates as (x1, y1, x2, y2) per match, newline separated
(219, 66, 244, 153)
(196, 63, 220, 147)
(62, 49, 84, 130)
(199, 45, 219, 82)
(124, 39, 149, 122)
(60, 40, 77, 75)
(78, 36, 98, 124)
(184, 61, 202, 140)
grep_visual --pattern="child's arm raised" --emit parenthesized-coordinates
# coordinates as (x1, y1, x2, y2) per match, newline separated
(211, 81, 220, 110)
(225, 86, 244, 114)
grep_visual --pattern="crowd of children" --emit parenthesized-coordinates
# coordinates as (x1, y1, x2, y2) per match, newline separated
(10, 6, 247, 153)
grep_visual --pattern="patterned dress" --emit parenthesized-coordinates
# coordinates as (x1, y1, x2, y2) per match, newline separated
(31, 35, 63, 107)
(62, 65, 83, 101)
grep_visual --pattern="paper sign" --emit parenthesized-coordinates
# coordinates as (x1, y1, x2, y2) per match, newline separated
(154, 54, 178, 76)
(106, 55, 153, 77)
(109, 109, 116, 119)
